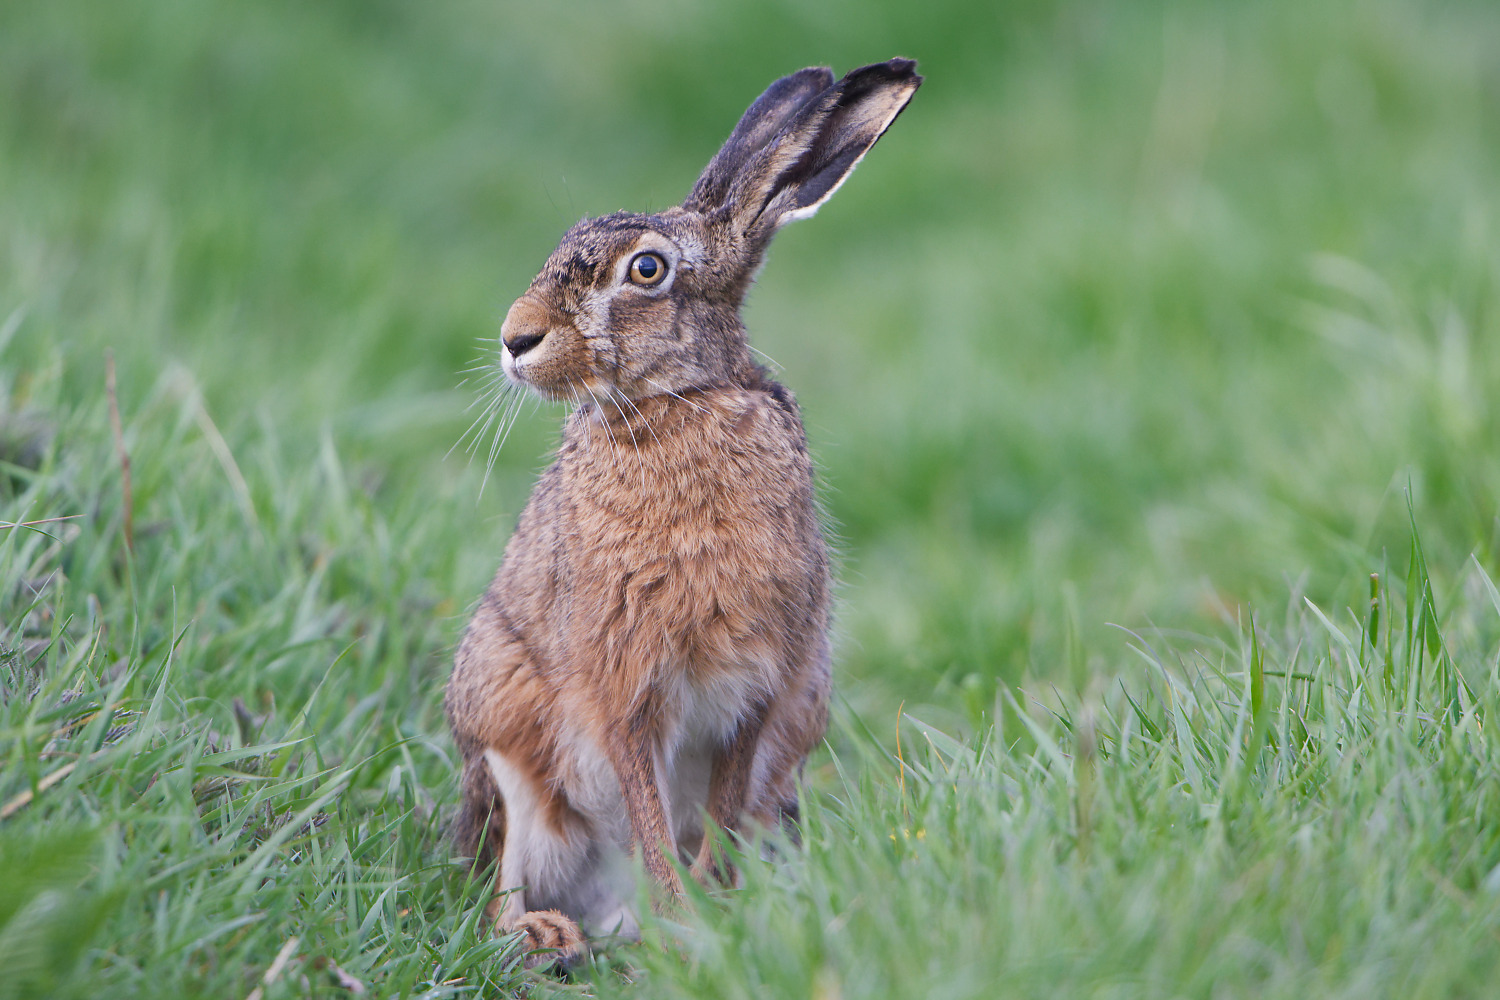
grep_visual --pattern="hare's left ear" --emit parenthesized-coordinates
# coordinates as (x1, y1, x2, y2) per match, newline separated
(685, 58, 921, 239)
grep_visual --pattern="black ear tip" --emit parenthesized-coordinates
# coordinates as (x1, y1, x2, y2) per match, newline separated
(843, 57, 923, 90)
(789, 65, 836, 90)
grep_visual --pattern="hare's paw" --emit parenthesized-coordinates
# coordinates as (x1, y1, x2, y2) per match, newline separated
(690, 837, 736, 888)
(506, 909, 586, 970)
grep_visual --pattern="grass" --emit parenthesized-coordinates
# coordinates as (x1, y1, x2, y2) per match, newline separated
(2, 0, 1500, 995)
(600, 550, 1500, 999)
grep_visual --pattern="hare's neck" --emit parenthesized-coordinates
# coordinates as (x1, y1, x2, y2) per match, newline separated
(570, 387, 721, 442)
(556, 380, 811, 541)
(562, 388, 767, 487)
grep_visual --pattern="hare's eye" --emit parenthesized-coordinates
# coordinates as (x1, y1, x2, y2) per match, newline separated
(628, 252, 668, 287)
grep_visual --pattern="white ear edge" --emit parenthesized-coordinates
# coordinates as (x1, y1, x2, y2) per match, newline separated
(773, 86, 912, 228)
(775, 144, 871, 228)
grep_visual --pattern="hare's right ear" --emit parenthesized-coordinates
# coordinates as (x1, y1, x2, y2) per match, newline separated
(684, 59, 921, 243)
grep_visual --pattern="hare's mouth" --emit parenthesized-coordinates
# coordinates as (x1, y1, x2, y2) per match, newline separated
(501, 362, 562, 401)
(500, 336, 558, 388)
(500, 349, 588, 405)
(498, 343, 529, 385)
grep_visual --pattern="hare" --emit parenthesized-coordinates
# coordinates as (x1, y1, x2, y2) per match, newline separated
(444, 58, 921, 968)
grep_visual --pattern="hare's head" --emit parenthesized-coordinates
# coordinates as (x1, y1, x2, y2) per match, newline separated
(499, 59, 921, 403)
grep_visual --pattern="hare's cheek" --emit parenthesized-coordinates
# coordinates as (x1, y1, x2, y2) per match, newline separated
(608, 294, 676, 340)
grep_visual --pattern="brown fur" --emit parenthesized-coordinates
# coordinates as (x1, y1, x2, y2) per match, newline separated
(444, 58, 921, 965)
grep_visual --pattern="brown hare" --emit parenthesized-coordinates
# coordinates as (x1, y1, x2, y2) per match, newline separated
(444, 58, 921, 968)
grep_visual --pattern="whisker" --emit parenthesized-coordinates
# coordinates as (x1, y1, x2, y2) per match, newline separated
(448, 384, 506, 461)
(571, 387, 602, 460)
(469, 407, 503, 467)
(461, 380, 503, 415)
(479, 392, 525, 497)
(640, 375, 709, 414)
(749, 344, 783, 370)
(605, 389, 648, 482)
(616, 391, 664, 452)
(582, 383, 628, 474)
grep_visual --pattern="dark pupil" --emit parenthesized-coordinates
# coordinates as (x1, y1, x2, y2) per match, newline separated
(636, 255, 659, 279)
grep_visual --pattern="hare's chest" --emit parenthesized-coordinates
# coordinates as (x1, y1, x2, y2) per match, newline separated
(566, 460, 798, 587)
(552, 401, 818, 676)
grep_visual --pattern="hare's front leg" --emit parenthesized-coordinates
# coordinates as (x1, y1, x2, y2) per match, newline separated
(701, 664, 832, 877)
(690, 701, 771, 885)
(602, 713, 685, 902)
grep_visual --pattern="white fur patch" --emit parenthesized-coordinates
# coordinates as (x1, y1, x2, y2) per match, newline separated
(483, 749, 586, 912)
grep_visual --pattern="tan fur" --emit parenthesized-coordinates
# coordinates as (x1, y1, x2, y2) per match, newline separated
(501, 910, 586, 971)
(444, 58, 920, 966)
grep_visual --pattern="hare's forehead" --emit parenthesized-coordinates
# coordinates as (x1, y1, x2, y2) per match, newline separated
(543, 213, 706, 279)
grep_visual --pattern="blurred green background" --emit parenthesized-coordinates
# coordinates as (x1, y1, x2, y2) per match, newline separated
(4, 0, 1499, 724)
(5, 0, 1500, 994)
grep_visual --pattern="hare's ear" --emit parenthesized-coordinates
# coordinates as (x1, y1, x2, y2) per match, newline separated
(685, 59, 921, 239)
(686, 66, 835, 214)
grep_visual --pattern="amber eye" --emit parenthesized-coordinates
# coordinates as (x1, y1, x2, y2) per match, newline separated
(628, 252, 668, 287)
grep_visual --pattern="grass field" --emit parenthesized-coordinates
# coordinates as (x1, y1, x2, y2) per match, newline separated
(3, 0, 1500, 996)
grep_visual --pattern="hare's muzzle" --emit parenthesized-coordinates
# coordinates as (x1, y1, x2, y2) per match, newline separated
(501, 295, 553, 359)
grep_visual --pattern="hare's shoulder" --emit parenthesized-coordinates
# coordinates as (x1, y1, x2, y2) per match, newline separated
(670, 386, 815, 516)
(696, 381, 811, 463)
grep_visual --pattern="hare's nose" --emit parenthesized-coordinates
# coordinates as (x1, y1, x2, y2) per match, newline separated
(501, 295, 553, 357)
(504, 329, 546, 357)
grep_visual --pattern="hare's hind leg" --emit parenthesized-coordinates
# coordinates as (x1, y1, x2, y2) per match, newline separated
(481, 749, 587, 969)
(453, 753, 506, 880)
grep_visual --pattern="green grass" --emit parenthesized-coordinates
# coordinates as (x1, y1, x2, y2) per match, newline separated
(602, 552, 1500, 999)
(2, 0, 1500, 995)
